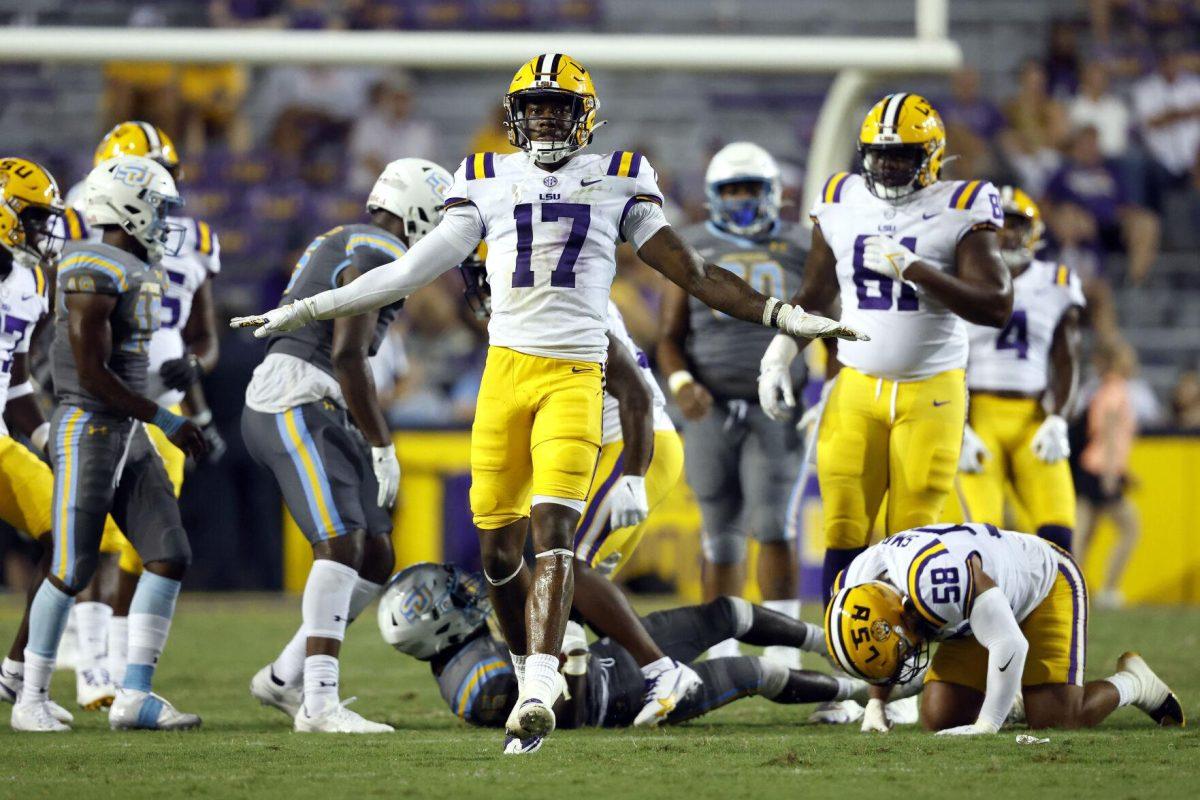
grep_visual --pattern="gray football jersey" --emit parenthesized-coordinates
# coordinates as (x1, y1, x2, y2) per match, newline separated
(268, 223, 407, 375)
(433, 634, 516, 726)
(52, 241, 162, 412)
(682, 221, 809, 402)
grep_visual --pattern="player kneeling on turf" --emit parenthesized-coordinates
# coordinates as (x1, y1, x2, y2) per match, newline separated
(826, 523, 1184, 734)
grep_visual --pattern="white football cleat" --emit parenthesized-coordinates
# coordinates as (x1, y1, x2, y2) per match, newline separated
(885, 695, 919, 725)
(11, 701, 71, 732)
(516, 698, 556, 737)
(294, 698, 393, 734)
(109, 688, 201, 731)
(634, 659, 702, 727)
(0, 665, 21, 705)
(1116, 652, 1185, 726)
(250, 664, 303, 719)
(76, 666, 116, 710)
(503, 732, 544, 755)
(809, 699, 865, 725)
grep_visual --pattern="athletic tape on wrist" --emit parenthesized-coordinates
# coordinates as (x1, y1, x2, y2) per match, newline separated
(667, 370, 695, 396)
(6, 381, 33, 400)
(762, 297, 779, 327)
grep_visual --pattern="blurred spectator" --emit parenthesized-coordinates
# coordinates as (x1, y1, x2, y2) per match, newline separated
(469, 106, 520, 155)
(1130, 45, 1200, 212)
(999, 60, 1069, 196)
(1043, 126, 1160, 284)
(257, 64, 379, 169)
(1069, 61, 1131, 158)
(1073, 338, 1141, 609)
(939, 67, 1005, 179)
(102, 5, 180, 131)
(1170, 369, 1200, 430)
(208, 0, 288, 27)
(1044, 20, 1083, 98)
(349, 71, 438, 192)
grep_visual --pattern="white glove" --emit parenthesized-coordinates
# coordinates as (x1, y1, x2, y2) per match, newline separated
(372, 444, 400, 508)
(562, 621, 588, 655)
(759, 335, 799, 422)
(936, 720, 1000, 736)
(959, 424, 991, 474)
(230, 298, 318, 339)
(1031, 414, 1070, 463)
(609, 475, 649, 529)
(30, 422, 50, 455)
(774, 304, 869, 342)
(863, 235, 920, 280)
(861, 698, 891, 733)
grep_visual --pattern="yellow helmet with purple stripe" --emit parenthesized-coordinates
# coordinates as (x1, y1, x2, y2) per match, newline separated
(504, 53, 603, 164)
(825, 580, 928, 685)
(858, 93, 945, 201)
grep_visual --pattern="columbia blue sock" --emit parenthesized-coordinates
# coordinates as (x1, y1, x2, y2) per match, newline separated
(124, 572, 182, 693)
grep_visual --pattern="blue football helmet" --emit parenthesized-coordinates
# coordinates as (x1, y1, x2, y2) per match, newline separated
(704, 141, 782, 238)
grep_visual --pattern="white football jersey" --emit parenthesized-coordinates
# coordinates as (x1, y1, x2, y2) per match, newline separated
(966, 259, 1085, 394)
(0, 265, 50, 436)
(841, 522, 1059, 640)
(62, 205, 220, 405)
(810, 174, 1004, 380)
(602, 301, 674, 446)
(445, 150, 665, 363)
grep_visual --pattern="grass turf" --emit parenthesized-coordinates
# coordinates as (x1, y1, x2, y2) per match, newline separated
(2, 593, 1198, 799)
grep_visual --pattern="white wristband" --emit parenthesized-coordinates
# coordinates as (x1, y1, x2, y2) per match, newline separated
(31, 421, 50, 454)
(564, 653, 589, 676)
(6, 381, 33, 400)
(667, 370, 695, 395)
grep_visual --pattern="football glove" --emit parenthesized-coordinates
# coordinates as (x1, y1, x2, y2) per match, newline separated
(1030, 414, 1070, 463)
(609, 475, 649, 530)
(861, 698, 891, 733)
(230, 298, 318, 339)
(959, 424, 991, 474)
(159, 354, 203, 392)
(773, 304, 868, 342)
(758, 334, 799, 422)
(372, 444, 401, 509)
(198, 419, 227, 465)
(863, 235, 919, 280)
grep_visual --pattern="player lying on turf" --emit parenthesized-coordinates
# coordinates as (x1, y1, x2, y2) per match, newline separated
(826, 522, 1185, 734)
(378, 563, 869, 737)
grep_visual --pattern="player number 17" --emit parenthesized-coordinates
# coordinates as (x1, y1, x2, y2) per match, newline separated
(512, 202, 590, 289)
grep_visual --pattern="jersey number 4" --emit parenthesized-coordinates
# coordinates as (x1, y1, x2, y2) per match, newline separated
(853, 234, 919, 312)
(512, 202, 589, 289)
(996, 309, 1029, 359)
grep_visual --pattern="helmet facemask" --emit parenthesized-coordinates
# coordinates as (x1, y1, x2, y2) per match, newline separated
(999, 212, 1035, 271)
(135, 189, 186, 264)
(506, 89, 592, 164)
(13, 203, 66, 264)
(860, 143, 932, 202)
(707, 179, 778, 238)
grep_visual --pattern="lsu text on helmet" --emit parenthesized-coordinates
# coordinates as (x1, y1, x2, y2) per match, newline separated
(0, 157, 65, 265)
(858, 93, 946, 201)
(705, 142, 783, 238)
(504, 53, 603, 165)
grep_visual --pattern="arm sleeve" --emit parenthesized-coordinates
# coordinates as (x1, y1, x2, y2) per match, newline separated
(969, 587, 1029, 731)
(620, 201, 669, 250)
(307, 207, 483, 321)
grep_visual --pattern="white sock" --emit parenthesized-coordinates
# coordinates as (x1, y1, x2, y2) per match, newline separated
(640, 655, 673, 678)
(73, 601, 112, 668)
(303, 654, 339, 716)
(762, 599, 802, 669)
(834, 676, 865, 702)
(18, 652, 54, 706)
(107, 617, 128, 686)
(798, 621, 827, 653)
(510, 652, 527, 694)
(523, 653, 562, 704)
(302, 560, 357, 641)
(706, 638, 741, 659)
(348, 577, 384, 623)
(1105, 672, 1138, 708)
(272, 627, 308, 688)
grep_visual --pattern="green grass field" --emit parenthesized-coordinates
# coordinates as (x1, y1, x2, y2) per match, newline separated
(2, 593, 1198, 799)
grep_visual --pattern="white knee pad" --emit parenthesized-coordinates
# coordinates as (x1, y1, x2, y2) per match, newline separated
(302, 559, 358, 641)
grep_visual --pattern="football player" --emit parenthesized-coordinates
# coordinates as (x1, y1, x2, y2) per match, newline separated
(59, 121, 224, 700)
(955, 187, 1083, 553)
(379, 562, 864, 745)
(657, 142, 806, 666)
(233, 53, 863, 748)
(826, 522, 1184, 733)
(758, 93, 1012, 600)
(13, 155, 207, 732)
(242, 158, 450, 733)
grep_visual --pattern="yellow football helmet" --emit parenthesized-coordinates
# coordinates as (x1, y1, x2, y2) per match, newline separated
(825, 581, 928, 685)
(0, 157, 65, 263)
(858, 93, 946, 201)
(997, 185, 1045, 269)
(93, 121, 180, 174)
(504, 53, 603, 164)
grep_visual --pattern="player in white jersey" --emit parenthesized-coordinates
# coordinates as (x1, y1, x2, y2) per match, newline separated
(234, 53, 864, 750)
(826, 523, 1184, 734)
(757, 93, 1013, 611)
(59, 121, 223, 698)
(953, 187, 1085, 553)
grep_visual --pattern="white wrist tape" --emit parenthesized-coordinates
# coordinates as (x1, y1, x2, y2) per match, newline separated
(667, 370, 695, 395)
(6, 381, 33, 400)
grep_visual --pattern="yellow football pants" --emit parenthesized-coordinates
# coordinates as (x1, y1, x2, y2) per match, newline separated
(469, 347, 603, 530)
(573, 430, 685, 576)
(817, 366, 966, 548)
(950, 394, 1076, 530)
(113, 409, 187, 574)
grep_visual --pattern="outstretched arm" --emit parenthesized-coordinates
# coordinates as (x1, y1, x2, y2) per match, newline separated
(232, 210, 482, 335)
